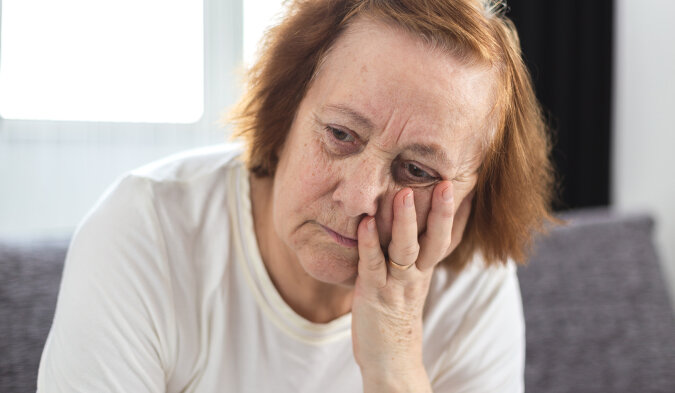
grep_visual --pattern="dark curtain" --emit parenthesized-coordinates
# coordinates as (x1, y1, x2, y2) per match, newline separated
(505, 0, 614, 210)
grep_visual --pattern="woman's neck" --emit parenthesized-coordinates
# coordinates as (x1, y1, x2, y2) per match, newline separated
(249, 174, 354, 324)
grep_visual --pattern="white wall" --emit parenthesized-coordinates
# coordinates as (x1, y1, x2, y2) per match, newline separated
(0, 132, 229, 238)
(613, 0, 675, 306)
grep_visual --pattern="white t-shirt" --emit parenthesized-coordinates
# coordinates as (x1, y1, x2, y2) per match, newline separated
(37, 144, 525, 392)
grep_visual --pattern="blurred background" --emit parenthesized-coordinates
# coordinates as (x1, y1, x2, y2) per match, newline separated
(0, 0, 673, 308)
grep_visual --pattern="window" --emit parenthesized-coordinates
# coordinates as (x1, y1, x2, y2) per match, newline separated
(0, 0, 204, 123)
(243, 0, 285, 67)
(0, 0, 240, 237)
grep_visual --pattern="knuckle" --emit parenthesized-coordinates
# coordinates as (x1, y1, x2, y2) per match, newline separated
(364, 257, 385, 273)
(365, 253, 384, 271)
(399, 243, 420, 259)
(364, 246, 382, 262)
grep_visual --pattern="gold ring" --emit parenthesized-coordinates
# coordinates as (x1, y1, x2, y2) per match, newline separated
(388, 258, 415, 271)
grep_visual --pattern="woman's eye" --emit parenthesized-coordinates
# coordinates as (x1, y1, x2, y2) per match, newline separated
(396, 162, 438, 184)
(405, 163, 432, 179)
(327, 126, 355, 143)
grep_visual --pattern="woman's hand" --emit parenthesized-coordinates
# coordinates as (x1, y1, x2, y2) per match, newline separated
(351, 181, 473, 392)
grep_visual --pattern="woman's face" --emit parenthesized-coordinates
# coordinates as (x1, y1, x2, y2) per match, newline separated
(270, 18, 496, 286)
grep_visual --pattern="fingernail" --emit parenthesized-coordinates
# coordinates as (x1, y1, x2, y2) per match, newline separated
(367, 218, 376, 232)
(404, 192, 413, 208)
(442, 185, 453, 202)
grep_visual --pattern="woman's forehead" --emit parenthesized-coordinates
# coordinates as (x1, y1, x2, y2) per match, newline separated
(310, 17, 497, 151)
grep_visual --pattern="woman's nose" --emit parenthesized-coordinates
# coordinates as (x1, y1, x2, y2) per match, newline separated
(331, 161, 387, 218)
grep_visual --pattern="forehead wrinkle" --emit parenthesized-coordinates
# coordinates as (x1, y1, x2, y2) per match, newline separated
(392, 111, 412, 146)
(363, 105, 398, 152)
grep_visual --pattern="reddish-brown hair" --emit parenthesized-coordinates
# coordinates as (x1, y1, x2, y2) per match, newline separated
(232, 0, 556, 271)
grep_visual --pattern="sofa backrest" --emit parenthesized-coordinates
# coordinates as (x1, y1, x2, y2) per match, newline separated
(519, 209, 675, 392)
(0, 237, 68, 393)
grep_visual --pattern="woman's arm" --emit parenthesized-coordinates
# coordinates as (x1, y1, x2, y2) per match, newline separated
(37, 176, 174, 392)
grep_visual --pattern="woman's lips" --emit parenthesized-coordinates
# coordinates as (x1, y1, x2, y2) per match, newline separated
(320, 225, 358, 248)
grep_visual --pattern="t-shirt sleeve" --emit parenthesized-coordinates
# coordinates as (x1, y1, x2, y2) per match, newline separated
(37, 175, 175, 392)
(430, 263, 526, 393)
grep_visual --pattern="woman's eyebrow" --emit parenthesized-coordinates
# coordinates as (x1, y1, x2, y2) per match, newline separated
(322, 104, 375, 132)
(405, 143, 454, 169)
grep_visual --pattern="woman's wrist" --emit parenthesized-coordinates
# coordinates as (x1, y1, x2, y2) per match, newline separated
(361, 363, 432, 393)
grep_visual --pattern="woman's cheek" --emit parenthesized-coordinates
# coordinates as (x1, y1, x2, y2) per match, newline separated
(304, 141, 337, 190)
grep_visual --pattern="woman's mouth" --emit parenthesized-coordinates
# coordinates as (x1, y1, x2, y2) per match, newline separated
(320, 225, 358, 248)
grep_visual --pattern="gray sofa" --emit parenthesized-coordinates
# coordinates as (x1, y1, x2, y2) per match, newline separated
(2, 208, 675, 392)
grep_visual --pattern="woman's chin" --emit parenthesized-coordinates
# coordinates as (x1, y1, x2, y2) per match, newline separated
(299, 249, 359, 287)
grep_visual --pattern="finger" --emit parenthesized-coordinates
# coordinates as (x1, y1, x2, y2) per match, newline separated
(357, 216, 387, 288)
(417, 181, 455, 271)
(447, 189, 474, 254)
(387, 188, 420, 278)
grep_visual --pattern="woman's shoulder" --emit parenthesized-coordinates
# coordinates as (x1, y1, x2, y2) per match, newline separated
(72, 142, 250, 288)
(78, 142, 247, 246)
(39, 144, 251, 391)
(129, 142, 245, 184)
(422, 254, 525, 389)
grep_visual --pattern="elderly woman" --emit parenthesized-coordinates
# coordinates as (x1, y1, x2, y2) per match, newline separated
(38, 0, 554, 392)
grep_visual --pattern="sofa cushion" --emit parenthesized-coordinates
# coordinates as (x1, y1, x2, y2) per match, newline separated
(519, 209, 675, 392)
(0, 237, 69, 393)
